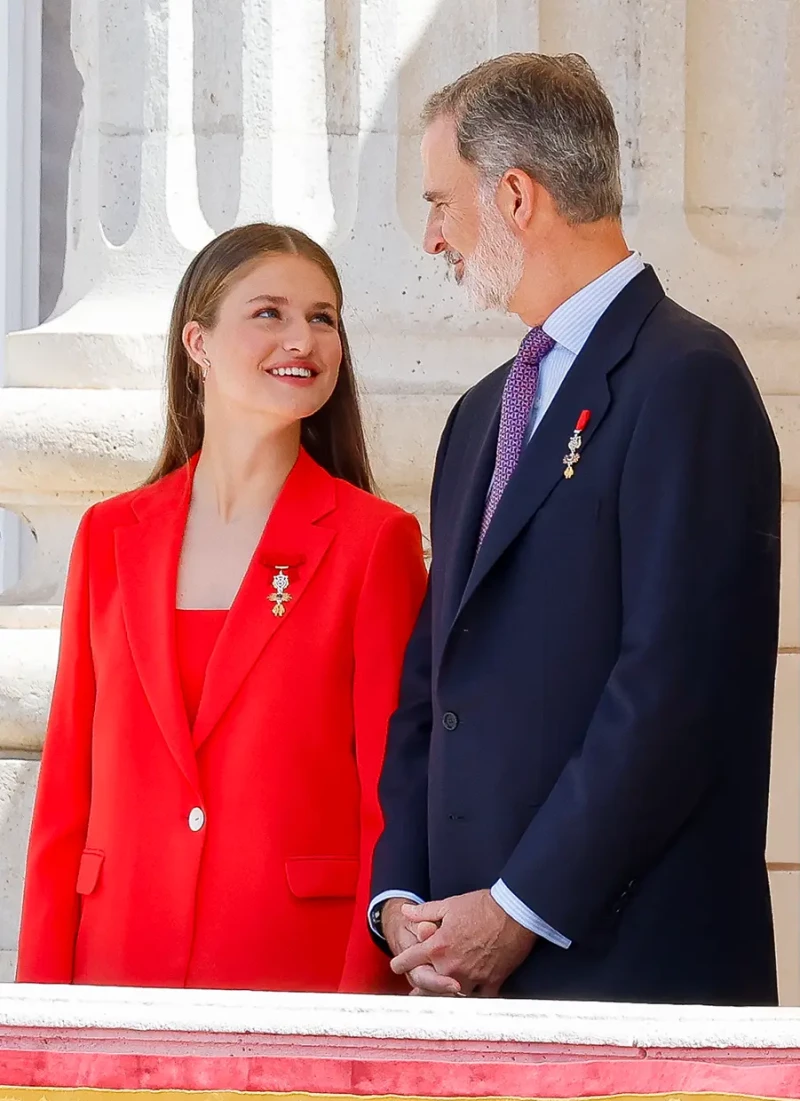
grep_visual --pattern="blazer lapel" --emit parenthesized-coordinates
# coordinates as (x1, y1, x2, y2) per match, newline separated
(116, 459, 201, 795)
(191, 449, 337, 750)
(438, 370, 505, 646)
(456, 267, 665, 621)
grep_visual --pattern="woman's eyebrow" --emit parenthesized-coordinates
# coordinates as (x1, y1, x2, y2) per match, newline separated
(247, 294, 337, 312)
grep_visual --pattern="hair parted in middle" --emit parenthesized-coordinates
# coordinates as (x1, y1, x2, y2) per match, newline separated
(147, 222, 375, 494)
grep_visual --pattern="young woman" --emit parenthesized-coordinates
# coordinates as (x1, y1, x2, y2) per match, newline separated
(16, 224, 426, 993)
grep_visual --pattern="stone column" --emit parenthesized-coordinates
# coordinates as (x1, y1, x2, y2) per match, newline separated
(0, 0, 797, 997)
(0, 0, 42, 981)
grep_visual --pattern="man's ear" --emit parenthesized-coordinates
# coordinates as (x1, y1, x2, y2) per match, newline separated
(496, 168, 539, 232)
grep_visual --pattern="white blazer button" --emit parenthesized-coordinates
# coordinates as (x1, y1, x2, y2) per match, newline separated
(188, 807, 205, 832)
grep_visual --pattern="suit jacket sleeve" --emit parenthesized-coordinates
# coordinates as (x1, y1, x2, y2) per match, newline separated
(500, 349, 781, 943)
(16, 507, 97, 983)
(338, 511, 428, 992)
(369, 397, 463, 908)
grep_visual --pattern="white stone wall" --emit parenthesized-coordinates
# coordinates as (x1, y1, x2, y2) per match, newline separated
(0, 0, 798, 1000)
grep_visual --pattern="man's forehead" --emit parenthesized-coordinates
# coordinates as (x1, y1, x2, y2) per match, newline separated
(421, 115, 461, 194)
(422, 115, 458, 160)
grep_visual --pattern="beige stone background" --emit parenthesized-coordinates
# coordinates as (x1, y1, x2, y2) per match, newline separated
(0, 0, 798, 1000)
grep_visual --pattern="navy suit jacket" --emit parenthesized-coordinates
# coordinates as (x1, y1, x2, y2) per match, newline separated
(372, 268, 781, 1005)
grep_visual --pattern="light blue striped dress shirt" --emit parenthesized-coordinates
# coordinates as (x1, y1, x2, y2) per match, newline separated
(370, 251, 646, 951)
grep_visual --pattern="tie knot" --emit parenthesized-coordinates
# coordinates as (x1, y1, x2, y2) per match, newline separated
(519, 326, 555, 365)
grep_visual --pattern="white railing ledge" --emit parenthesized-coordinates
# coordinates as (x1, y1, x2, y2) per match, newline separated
(1, 985, 799, 1051)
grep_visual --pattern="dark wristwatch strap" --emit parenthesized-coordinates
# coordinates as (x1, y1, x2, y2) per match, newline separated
(370, 900, 386, 939)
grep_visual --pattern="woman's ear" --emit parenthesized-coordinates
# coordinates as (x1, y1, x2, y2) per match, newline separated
(182, 320, 207, 368)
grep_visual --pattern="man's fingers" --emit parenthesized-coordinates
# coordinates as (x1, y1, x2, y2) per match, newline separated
(392, 941, 463, 997)
(408, 982, 438, 997)
(403, 900, 446, 924)
(407, 964, 461, 996)
(391, 939, 435, 975)
(389, 933, 440, 977)
(414, 920, 439, 942)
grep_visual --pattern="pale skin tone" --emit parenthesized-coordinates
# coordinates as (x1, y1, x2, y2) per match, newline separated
(383, 115, 632, 997)
(177, 254, 343, 610)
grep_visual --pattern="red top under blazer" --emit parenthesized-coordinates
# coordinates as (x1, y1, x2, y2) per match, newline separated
(16, 449, 427, 992)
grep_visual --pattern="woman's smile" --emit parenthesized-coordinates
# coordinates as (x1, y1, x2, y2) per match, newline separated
(263, 358, 321, 385)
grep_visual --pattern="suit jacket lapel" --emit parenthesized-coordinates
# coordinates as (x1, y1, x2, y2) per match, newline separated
(191, 449, 337, 750)
(438, 371, 505, 644)
(116, 459, 201, 795)
(456, 267, 665, 621)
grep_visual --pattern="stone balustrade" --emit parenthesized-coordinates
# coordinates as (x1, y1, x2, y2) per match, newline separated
(1, 986, 800, 1098)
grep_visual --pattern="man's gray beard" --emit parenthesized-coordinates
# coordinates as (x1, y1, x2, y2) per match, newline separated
(461, 195, 525, 312)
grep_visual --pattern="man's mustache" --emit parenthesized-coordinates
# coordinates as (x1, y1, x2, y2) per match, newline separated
(442, 249, 464, 281)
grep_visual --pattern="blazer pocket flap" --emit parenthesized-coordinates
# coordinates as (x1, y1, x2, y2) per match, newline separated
(76, 849, 104, 895)
(285, 857, 359, 899)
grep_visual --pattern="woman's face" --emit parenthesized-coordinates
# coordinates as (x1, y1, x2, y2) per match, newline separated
(185, 253, 343, 427)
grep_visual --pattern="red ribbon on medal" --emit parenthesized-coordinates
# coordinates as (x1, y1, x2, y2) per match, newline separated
(563, 410, 591, 479)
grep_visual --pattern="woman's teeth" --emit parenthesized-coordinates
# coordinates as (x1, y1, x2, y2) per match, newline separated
(268, 366, 313, 378)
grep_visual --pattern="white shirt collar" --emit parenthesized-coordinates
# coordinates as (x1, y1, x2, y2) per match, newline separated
(542, 251, 646, 357)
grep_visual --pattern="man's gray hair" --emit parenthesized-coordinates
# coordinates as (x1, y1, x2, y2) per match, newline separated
(422, 53, 623, 225)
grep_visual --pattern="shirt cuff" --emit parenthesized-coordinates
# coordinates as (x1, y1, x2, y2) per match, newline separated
(368, 890, 426, 939)
(491, 879, 572, 948)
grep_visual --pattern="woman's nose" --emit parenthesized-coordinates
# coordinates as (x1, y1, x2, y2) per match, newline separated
(282, 319, 314, 355)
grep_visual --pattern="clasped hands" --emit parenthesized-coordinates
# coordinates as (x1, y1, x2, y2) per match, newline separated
(382, 888, 536, 997)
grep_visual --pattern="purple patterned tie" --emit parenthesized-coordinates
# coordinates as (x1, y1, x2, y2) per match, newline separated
(478, 327, 555, 546)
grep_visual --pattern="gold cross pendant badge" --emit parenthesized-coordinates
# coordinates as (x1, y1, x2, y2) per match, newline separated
(269, 566, 292, 617)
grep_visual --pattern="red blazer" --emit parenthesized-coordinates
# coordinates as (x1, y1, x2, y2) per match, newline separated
(16, 450, 426, 992)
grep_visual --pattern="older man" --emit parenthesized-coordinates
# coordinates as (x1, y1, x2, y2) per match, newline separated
(369, 53, 780, 1004)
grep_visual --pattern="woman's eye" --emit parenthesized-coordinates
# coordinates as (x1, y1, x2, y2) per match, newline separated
(312, 312, 337, 327)
(256, 308, 280, 320)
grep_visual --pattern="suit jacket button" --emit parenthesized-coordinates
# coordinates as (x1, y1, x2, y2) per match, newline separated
(442, 712, 459, 731)
(188, 807, 205, 832)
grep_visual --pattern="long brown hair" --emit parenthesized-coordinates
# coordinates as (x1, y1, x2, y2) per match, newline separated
(146, 223, 375, 492)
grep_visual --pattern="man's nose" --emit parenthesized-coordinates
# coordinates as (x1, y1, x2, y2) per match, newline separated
(423, 210, 447, 256)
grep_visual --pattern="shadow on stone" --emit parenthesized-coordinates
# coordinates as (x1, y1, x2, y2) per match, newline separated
(39, 0, 83, 320)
